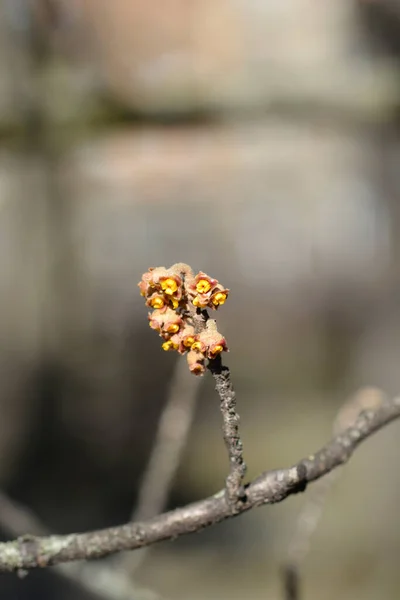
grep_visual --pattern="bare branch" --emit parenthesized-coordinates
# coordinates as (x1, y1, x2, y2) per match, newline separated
(208, 357, 247, 504)
(0, 393, 398, 572)
(282, 471, 335, 600)
(283, 387, 387, 600)
(282, 564, 300, 600)
(131, 360, 200, 523)
(122, 357, 200, 573)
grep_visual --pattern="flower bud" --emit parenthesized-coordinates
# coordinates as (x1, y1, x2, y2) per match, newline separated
(150, 295, 167, 310)
(187, 350, 206, 376)
(161, 309, 183, 335)
(210, 285, 229, 308)
(197, 320, 228, 358)
(148, 308, 166, 332)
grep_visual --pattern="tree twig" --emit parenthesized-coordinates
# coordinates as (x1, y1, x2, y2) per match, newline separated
(131, 360, 200, 523)
(282, 387, 387, 600)
(0, 393, 398, 572)
(282, 471, 335, 600)
(282, 563, 300, 600)
(208, 357, 247, 505)
(122, 357, 200, 573)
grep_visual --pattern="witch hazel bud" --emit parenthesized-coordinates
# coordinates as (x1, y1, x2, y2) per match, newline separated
(209, 285, 229, 309)
(194, 272, 218, 294)
(187, 271, 229, 310)
(188, 272, 216, 307)
(162, 337, 180, 352)
(186, 349, 206, 376)
(160, 308, 183, 335)
(178, 325, 196, 354)
(139, 264, 229, 374)
(191, 296, 206, 309)
(159, 276, 181, 297)
(151, 267, 183, 293)
(138, 269, 156, 297)
(198, 319, 228, 359)
(191, 339, 207, 354)
(147, 293, 166, 309)
(148, 309, 167, 332)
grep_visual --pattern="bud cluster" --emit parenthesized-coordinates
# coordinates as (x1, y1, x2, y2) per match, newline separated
(138, 263, 229, 375)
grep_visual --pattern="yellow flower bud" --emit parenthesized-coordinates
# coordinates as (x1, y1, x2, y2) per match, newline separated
(170, 297, 179, 309)
(212, 292, 227, 306)
(191, 341, 204, 352)
(210, 344, 224, 356)
(161, 278, 178, 295)
(187, 349, 206, 376)
(151, 296, 165, 309)
(190, 363, 205, 375)
(183, 336, 195, 348)
(162, 340, 178, 351)
(196, 279, 212, 294)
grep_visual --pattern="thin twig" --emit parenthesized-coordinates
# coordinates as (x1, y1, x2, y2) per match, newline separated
(131, 360, 200, 522)
(0, 393, 398, 572)
(282, 564, 300, 600)
(122, 357, 200, 573)
(283, 387, 387, 600)
(208, 357, 247, 505)
(282, 471, 335, 600)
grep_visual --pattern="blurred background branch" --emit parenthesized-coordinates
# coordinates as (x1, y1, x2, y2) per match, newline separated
(121, 358, 200, 575)
(282, 387, 387, 600)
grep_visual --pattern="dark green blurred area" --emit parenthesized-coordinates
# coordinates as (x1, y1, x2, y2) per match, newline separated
(1, 1, 400, 599)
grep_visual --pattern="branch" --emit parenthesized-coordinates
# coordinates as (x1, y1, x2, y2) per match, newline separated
(282, 387, 387, 600)
(208, 357, 247, 504)
(0, 394, 398, 572)
(131, 360, 200, 523)
(121, 357, 200, 573)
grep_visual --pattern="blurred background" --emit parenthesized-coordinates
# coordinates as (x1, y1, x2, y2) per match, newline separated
(1, 0, 400, 598)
